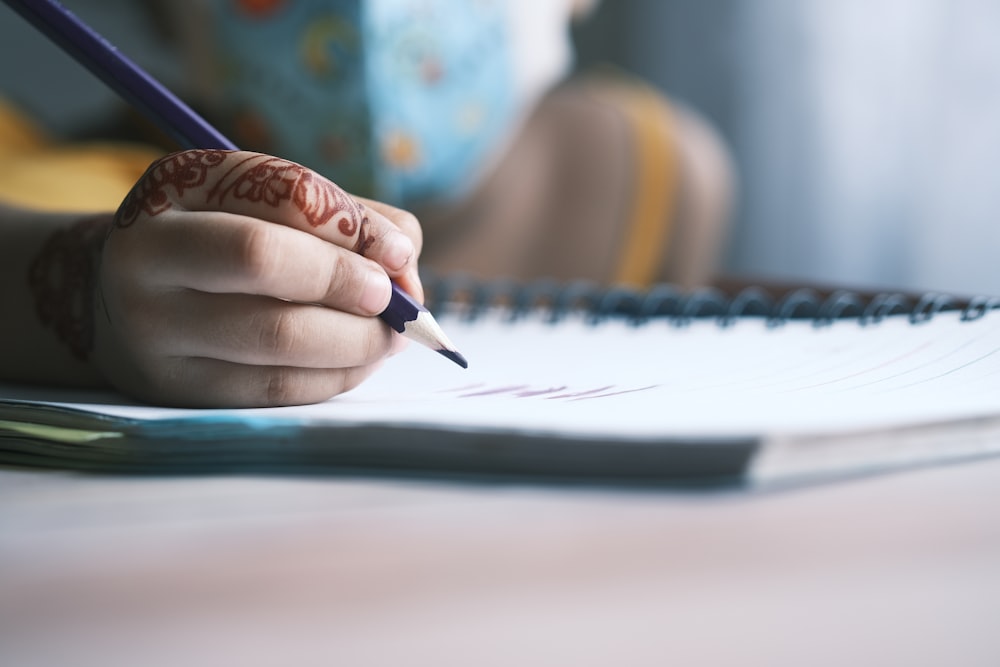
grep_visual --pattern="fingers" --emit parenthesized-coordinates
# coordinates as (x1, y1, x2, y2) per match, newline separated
(134, 357, 381, 408)
(100, 150, 428, 407)
(142, 291, 397, 369)
(117, 150, 419, 279)
(116, 210, 393, 315)
(356, 197, 425, 302)
(94, 289, 402, 407)
(357, 196, 424, 258)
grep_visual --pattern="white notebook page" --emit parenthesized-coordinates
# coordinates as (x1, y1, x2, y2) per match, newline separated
(324, 309, 1000, 437)
(13, 309, 997, 440)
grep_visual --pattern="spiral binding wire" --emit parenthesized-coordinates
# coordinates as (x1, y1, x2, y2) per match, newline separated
(962, 296, 1000, 321)
(420, 272, 997, 326)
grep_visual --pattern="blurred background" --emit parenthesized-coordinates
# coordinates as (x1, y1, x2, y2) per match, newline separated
(574, 0, 1000, 297)
(3, 0, 1000, 296)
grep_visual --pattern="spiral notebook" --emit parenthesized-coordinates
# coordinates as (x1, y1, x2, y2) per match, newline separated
(2, 275, 1000, 486)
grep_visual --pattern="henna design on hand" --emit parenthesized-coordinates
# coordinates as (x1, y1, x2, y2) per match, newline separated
(352, 217, 375, 255)
(115, 150, 368, 248)
(116, 150, 228, 227)
(27, 215, 112, 360)
(207, 153, 367, 237)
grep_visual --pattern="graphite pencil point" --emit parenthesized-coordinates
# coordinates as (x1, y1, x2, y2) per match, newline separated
(437, 348, 469, 369)
(381, 283, 467, 368)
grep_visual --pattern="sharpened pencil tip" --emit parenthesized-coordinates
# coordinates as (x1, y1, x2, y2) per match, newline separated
(394, 307, 466, 368)
(438, 348, 469, 369)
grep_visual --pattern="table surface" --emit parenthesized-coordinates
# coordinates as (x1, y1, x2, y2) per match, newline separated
(2, 457, 999, 667)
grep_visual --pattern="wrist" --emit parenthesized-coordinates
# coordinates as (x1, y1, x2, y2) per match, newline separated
(0, 206, 113, 387)
(28, 214, 113, 362)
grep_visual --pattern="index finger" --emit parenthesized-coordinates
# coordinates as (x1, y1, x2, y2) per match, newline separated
(117, 150, 417, 274)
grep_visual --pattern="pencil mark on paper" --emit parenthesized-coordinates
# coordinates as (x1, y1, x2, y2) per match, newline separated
(566, 385, 661, 401)
(459, 385, 530, 397)
(437, 384, 660, 401)
(516, 386, 570, 397)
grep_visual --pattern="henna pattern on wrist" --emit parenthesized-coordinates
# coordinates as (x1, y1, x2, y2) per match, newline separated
(116, 150, 370, 251)
(27, 215, 111, 361)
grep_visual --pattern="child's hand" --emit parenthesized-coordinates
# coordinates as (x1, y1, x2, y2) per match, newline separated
(93, 150, 423, 407)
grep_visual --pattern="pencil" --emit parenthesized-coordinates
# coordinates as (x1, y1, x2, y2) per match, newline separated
(5, 0, 468, 369)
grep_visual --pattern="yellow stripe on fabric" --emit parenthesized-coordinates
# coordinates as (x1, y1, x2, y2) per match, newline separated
(0, 98, 162, 212)
(0, 100, 52, 154)
(0, 146, 161, 212)
(609, 80, 679, 287)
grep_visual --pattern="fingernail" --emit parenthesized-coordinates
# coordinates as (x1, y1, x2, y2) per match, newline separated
(383, 232, 414, 272)
(359, 268, 392, 314)
(407, 268, 425, 303)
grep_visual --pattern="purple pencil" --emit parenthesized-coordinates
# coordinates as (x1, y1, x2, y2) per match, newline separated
(4, 0, 467, 369)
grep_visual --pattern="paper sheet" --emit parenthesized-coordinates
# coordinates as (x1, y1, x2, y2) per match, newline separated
(6, 310, 1000, 440)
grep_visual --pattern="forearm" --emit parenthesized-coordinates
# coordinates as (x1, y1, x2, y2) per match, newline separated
(0, 203, 111, 387)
